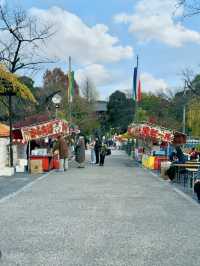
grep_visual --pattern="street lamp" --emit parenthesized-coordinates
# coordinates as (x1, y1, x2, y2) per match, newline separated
(52, 94, 62, 118)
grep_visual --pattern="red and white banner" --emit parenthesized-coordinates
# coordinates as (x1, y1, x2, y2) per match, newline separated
(20, 120, 69, 142)
(128, 123, 174, 143)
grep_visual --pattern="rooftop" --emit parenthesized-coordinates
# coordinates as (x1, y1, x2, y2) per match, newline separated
(94, 101, 107, 112)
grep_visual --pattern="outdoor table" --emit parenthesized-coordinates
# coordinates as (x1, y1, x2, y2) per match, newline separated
(185, 161, 200, 165)
(173, 164, 200, 189)
(173, 164, 200, 167)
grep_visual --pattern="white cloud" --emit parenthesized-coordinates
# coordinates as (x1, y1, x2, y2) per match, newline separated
(75, 64, 113, 87)
(140, 72, 168, 94)
(116, 72, 169, 95)
(114, 0, 200, 47)
(29, 7, 133, 64)
(75, 68, 170, 99)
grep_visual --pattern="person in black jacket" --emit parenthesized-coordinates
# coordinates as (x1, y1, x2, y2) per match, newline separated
(194, 180, 200, 202)
(175, 146, 186, 163)
(166, 146, 186, 181)
(94, 137, 101, 164)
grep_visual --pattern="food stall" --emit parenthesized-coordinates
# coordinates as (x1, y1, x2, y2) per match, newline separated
(13, 119, 69, 173)
(0, 123, 14, 176)
(127, 123, 174, 170)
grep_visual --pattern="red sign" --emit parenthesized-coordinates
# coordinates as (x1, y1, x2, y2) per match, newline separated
(128, 123, 174, 143)
(21, 120, 69, 141)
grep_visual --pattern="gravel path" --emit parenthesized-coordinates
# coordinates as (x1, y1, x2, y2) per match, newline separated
(0, 150, 200, 266)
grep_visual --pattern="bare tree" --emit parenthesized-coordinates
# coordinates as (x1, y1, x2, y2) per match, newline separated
(157, 87, 180, 100)
(0, 5, 54, 74)
(181, 68, 200, 96)
(81, 76, 99, 103)
(177, 0, 200, 16)
(0, 4, 54, 167)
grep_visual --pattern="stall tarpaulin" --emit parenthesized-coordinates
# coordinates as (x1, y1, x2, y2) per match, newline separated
(128, 123, 174, 143)
(13, 119, 69, 143)
(0, 123, 9, 137)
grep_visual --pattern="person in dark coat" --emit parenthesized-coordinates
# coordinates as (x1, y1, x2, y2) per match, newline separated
(175, 146, 186, 163)
(54, 135, 69, 171)
(94, 137, 101, 164)
(75, 136, 85, 168)
(99, 141, 108, 166)
(194, 180, 200, 202)
(169, 151, 177, 162)
(166, 146, 186, 181)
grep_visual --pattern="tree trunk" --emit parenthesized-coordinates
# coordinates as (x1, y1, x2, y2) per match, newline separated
(9, 94, 13, 167)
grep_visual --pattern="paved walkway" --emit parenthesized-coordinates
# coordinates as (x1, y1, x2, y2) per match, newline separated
(0, 151, 200, 266)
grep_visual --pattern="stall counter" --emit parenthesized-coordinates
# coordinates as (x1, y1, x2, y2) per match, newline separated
(30, 155, 53, 172)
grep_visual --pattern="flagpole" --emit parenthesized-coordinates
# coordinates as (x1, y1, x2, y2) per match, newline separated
(135, 55, 139, 122)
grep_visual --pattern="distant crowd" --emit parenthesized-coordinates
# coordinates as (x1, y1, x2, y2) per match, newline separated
(53, 134, 115, 171)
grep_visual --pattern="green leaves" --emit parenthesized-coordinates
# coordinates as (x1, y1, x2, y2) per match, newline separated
(0, 65, 36, 103)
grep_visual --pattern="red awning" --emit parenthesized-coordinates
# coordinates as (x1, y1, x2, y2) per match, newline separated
(128, 123, 174, 143)
(13, 119, 69, 144)
(0, 123, 9, 137)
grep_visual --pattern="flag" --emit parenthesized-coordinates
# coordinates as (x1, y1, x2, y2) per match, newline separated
(67, 71, 75, 103)
(133, 67, 138, 101)
(137, 79, 142, 102)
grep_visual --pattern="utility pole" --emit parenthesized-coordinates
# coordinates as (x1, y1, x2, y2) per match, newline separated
(68, 56, 72, 123)
(86, 79, 89, 102)
(183, 105, 186, 134)
(183, 81, 187, 134)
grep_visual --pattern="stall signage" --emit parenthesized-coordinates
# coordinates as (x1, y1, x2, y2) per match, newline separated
(21, 120, 69, 141)
(128, 123, 174, 143)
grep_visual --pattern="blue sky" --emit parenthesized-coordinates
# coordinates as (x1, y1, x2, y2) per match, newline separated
(4, 0, 200, 99)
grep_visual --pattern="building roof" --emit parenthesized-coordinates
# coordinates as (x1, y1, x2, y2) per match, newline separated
(0, 123, 9, 137)
(95, 101, 108, 112)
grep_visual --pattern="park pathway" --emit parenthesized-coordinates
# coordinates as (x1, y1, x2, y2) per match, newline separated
(0, 151, 200, 266)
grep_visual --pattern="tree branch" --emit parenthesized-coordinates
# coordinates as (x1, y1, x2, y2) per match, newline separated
(11, 40, 21, 73)
(13, 60, 55, 72)
(0, 97, 9, 108)
(177, 0, 200, 16)
(182, 69, 200, 96)
(0, 5, 55, 73)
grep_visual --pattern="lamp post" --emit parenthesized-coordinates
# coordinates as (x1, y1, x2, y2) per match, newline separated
(52, 94, 62, 119)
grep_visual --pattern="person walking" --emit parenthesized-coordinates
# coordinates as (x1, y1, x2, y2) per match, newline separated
(75, 136, 86, 168)
(55, 134, 69, 171)
(94, 137, 101, 164)
(99, 138, 108, 166)
(90, 139, 96, 164)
